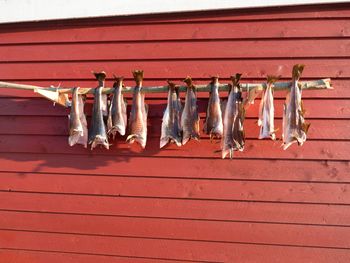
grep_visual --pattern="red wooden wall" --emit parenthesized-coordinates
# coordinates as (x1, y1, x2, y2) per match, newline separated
(0, 3, 350, 262)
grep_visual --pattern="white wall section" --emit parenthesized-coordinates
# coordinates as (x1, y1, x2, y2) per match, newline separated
(0, 0, 346, 24)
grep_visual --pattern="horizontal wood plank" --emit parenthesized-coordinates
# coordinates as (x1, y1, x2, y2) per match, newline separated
(1, 230, 350, 262)
(0, 249, 172, 263)
(1, 39, 350, 62)
(0, 59, 347, 80)
(1, 192, 349, 225)
(1, 210, 350, 248)
(0, 135, 348, 160)
(0, 153, 348, 182)
(1, 172, 350, 204)
(0, 19, 349, 45)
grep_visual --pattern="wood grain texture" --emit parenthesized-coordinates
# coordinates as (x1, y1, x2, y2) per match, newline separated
(0, 59, 348, 80)
(1, 191, 350, 225)
(1, 230, 350, 262)
(0, 135, 348, 160)
(1, 210, 350, 248)
(0, 3, 350, 262)
(0, 249, 175, 263)
(1, 172, 350, 204)
(1, 39, 350, 62)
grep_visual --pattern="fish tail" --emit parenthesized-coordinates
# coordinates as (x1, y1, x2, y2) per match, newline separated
(160, 137, 169, 149)
(230, 73, 242, 87)
(183, 76, 193, 88)
(267, 75, 280, 84)
(292, 64, 305, 79)
(132, 70, 144, 85)
(182, 135, 190, 145)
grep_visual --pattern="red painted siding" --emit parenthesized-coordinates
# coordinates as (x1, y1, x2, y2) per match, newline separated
(0, 3, 350, 262)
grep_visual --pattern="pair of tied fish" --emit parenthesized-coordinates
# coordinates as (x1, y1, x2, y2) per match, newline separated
(221, 74, 245, 159)
(68, 71, 145, 149)
(68, 72, 113, 149)
(256, 64, 310, 149)
(160, 77, 200, 148)
(204, 74, 245, 159)
(68, 71, 109, 149)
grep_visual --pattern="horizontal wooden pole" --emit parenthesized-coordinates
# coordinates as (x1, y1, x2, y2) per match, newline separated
(0, 78, 332, 94)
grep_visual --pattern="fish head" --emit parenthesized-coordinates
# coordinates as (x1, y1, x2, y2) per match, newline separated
(90, 135, 109, 150)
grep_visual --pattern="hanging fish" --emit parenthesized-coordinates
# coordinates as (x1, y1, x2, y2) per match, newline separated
(203, 76, 223, 141)
(126, 70, 148, 149)
(258, 75, 279, 140)
(282, 64, 310, 150)
(107, 75, 127, 138)
(181, 77, 200, 145)
(244, 84, 262, 109)
(222, 74, 245, 159)
(160, 81, 182, 148)
(68, 87, 88, 147)
(232, 76, 245, 151)
(88, 71, 109, 150)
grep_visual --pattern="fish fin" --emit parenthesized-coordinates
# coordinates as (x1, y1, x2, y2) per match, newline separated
(221, 148, 234, 159)
(192, 133, 200, 141)
(302, 122, 311, 134)
(160, 137, 169, 149)
(182, 135, 190, 145)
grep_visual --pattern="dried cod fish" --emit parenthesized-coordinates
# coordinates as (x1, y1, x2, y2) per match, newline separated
(68, 87, 88, 147)
(88, 71, 109, 150)
(258, 75, 279, 140)
(181, 77, 200, 145)
(244, 84, 262, 109)
(222, 74, 245, 159)
(160, 81, 182, 148)
(107, 75, 127, 138)
(126, 70, 148, 149)
(203, 76, 223, 141)
(282, 64, 310, 150)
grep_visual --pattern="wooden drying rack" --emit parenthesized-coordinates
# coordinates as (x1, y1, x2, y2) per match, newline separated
(0, 78, 332, 107)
